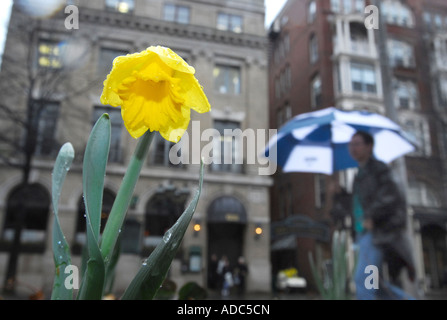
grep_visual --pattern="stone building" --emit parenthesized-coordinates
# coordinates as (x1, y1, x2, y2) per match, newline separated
(268, 0, 447, 294)
(0, 0, 272, 297)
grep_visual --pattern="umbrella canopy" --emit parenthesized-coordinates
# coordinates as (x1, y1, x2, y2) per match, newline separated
(264, 107, 415, 175)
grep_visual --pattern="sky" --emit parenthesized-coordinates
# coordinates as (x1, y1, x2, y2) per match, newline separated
(265, 0, 288, 27)
(0, 0, 287, 65)
(0, 0, 13, 64)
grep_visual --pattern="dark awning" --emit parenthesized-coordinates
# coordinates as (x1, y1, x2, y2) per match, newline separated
(271, 214, 330, 242)
(207, 196, 247, 224)
(413, 206, 447, 229)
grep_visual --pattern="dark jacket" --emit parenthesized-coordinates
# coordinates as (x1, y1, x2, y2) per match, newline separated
(353, 157, 415, 281)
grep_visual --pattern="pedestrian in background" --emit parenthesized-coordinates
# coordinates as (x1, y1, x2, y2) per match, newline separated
(217, 255, 232, 296)
(348, 130, 416, 300)
(234, 256, 249, 296)
(208, 253, 219, 290)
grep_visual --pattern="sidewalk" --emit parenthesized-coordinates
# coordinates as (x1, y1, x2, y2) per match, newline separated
(206, 288, 447, 300)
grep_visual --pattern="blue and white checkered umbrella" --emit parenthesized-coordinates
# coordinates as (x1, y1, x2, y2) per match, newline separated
(264, 107, 415, 175)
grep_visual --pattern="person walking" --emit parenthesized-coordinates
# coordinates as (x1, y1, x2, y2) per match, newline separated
(348, 130, 416, 300)
(217, 255, 232, 296)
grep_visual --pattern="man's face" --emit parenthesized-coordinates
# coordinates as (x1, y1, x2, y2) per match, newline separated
(349, 134, 372, 163)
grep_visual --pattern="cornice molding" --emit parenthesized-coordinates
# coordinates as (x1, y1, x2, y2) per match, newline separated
(77, 8, 268, 50)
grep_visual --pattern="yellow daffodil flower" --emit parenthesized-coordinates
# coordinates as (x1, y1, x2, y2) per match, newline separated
(100, 46, 211, 143)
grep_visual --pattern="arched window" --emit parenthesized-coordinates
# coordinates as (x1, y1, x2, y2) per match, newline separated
(143, 185, 189, 255)
(72, 188, 116, 254)
(1, 183, 50, 253)
(308, 1, 316, 24)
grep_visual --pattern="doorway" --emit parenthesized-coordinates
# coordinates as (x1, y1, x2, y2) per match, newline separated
(421, 224, 447, 288)
(208, 222, 245, 268)
(206, 196, 247, 288)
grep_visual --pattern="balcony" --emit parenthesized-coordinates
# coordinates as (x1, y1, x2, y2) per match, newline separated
(332, 19, 378, 60)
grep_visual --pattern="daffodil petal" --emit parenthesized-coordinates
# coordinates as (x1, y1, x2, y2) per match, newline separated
(177, 73, 211, 114)
(148, 46, 195, 74)
(160, 107, 191, 143)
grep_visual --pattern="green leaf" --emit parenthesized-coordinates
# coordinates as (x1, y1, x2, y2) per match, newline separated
(76, 114, 111, 299)
(51, 143, 75, 300)
(82, 113, 111, 240)
(76, 220, 106, 300)
(121, 161, 205, 300)
(308, 251, 329, 299)
(104, 234, 121, 295)
(178, 282, 208, 300)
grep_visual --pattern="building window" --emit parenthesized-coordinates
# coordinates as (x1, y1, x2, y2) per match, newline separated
(438, 75, 447, 107)
(401, 117, 431, 156)
(275, 77, 281, 99)
(331, 0, 340, 12)
(105, 0, 134, 13)
(311, 75, 322, 108)
(408, 181, 441, 208)
(350, 62, 376, 94)
(284, 103, 292, 122)
(342, 0, 352, 13)
(350, 22, 369, 54)
(393, 78, 419, 110)
(388, 39, 415, 68)
(217, 13, 243, 33)
(120, 218, 141, 254)
(331, 0, 365, 13)
(277, 104, 292, 128)
(309, 34, 319, 64)
(210, 120, 243, 174)
(308, 1, 316, 23)
(149, 132, 183, 168)
(93, 106, 123, 163)
(98, 48, 128, 76)
(213, 64, 241, 95)
(163, 4, 190, 24)
(434, 14, 443, 29)
(143, 186, 188, 255)
(276, 108, 283, 129)
(382, 0, 414, 28)
(424, 12, 447, 30)
(37, 40, 64, 69)
(34, 101, 60, 156)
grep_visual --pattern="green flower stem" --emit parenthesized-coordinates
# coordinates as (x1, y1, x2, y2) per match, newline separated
(100, 130, 155, 263)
